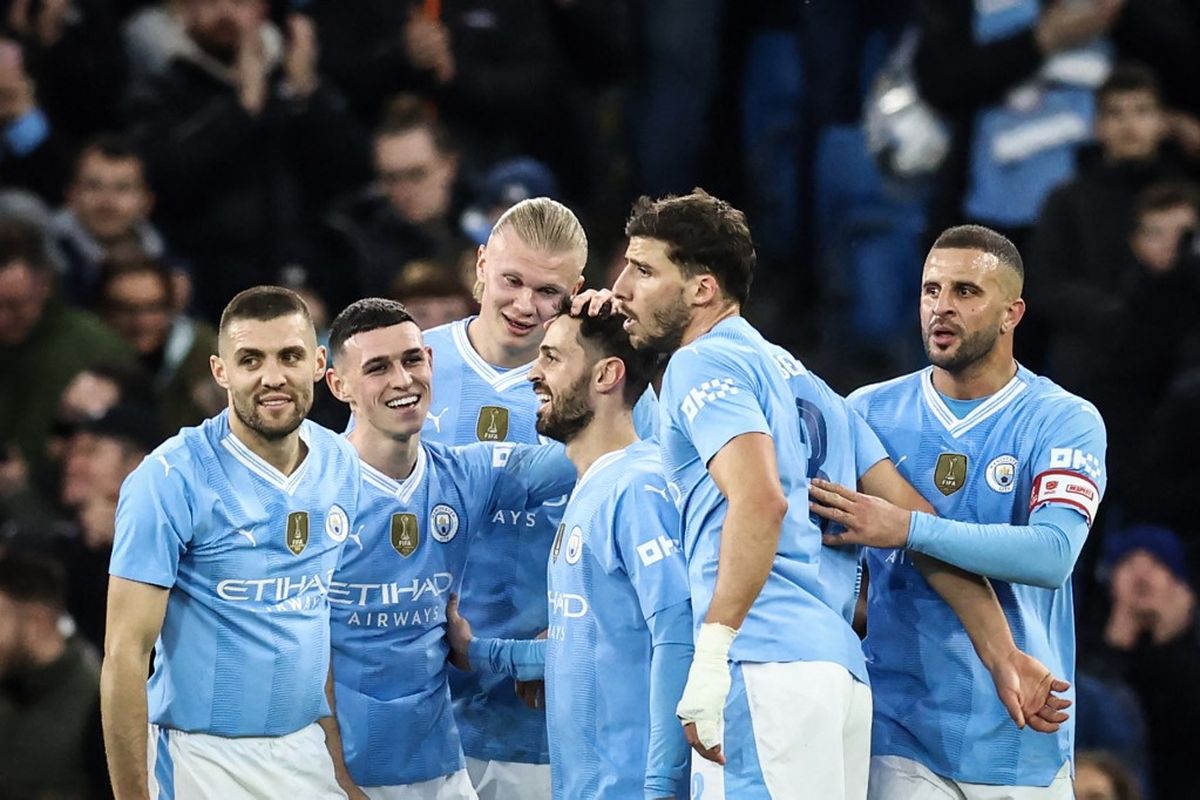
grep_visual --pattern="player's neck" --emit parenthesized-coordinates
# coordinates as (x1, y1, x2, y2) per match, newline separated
(932, 352, 1019, 400)
(679, 302, 740, 348)
(228, 413, 308, 475)
(565, 410, 637, 478)
(348, 425, 421, 481)
(467, 315, 537, 369)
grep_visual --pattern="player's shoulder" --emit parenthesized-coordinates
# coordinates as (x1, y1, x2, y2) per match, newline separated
(422, 316, 465, 346)
(299, 418, 362, 469)
(1019, 367, 1105, 432)
(124, 415, 215, 496)
(848, 368, 925, 411)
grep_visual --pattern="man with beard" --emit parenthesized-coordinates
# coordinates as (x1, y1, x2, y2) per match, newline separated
(444, 305, 693, 799)
(102, 286, 363, 799)
(604, 193, 1070, 799)
(319, 298, 575, 800)
(807, 225, 1107, 798)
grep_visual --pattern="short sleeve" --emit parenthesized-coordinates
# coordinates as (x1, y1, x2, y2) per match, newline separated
(1029, 399, 1108, 526)
(463, 441, 576, 517)
(109, 452, 195, 588)
(851, 407, 889, 479)
(609, 473, 692, 622)
(661, 345, 770, 465)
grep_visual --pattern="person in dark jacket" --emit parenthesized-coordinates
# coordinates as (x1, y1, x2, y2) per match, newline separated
(122, 0, 370, 320)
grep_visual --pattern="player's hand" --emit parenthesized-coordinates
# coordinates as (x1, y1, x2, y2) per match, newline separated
(445, 594, 473, 671)
(676, 623, 737, 765)
(989, 649, 1071, 733)
(514, 679, 545, 710)
(569, 288, 617, 318)
(809, 478, 911, 549)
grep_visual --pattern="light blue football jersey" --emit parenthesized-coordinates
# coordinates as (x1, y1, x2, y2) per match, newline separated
(658, 317, 885, 677)
(423, 317, 657, 763)
(110, 411, 361, 737)
(851, 365, 1107, 786)
(545, 440, 692, 799)
(330, 440, 575, 788)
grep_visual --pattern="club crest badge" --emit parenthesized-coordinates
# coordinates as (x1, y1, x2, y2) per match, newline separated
(391, 513, 420, 557)
(476, 406, 509, 441)
(985, 455, 1019, 494)
(285, 511, 310, 555)
(325, 504, 349, 543)
(565, 526, 584, 565)
(430, 504, 459, 543)
(934, 453, 968, 496)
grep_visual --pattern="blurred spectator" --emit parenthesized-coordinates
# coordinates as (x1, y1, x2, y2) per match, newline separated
(48, 134, 180, 308)
(0, 37, 70, 203)
(121, 0, 190, 82)
(54, 404, 159, 649)
(316, 96, 471, 312)
(388, 258, 475, 330)
(1029, 64, 1196, 394)
(123, 0, 371, 319)
(96, 258, 220, 432)
(0, 0, 126, 140)
(460, 156, 559, 246)
(1075, 750, 1141, 800)
(914, 0, 1121, 245)
(1085, 525, 1200, 799)
(0, 219, 131, 478)
(0, 547, 102, 800)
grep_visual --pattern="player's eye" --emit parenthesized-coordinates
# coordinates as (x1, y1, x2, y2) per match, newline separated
(539, 287, 560, 296)
(637, 266, 651, 277)
(504, 275, 520, 287)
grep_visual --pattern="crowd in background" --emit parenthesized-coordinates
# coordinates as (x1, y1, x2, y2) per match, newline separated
(1, 1, 1199, 798)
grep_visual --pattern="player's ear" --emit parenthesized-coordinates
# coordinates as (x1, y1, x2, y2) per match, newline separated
(209, 354, 230, 389)
(691, 273, 721, 307)
(325, 366, 351, 404)
(313, 344, 328, 381)
(595, 356, 626, 396)
(1003, 298, 1026, 334)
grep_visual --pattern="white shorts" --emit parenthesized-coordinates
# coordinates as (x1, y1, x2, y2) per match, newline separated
(691, 660, 873, 800)
(147, 722, 347, 799)
(464, 756, 550, 800)
(364, 769, 477, 800)
(868, 756, 1073, 800)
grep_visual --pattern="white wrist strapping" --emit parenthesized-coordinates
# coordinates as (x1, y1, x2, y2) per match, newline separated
(676, 622, 738, 750)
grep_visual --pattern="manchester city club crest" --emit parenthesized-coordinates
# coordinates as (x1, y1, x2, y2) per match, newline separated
(430, 504, 460, 543)
(285, 511, 310, 555)
(476, 405, 509, 441)
(565, 526, 584, 565)
(325, 504, 349, 543)
(390, 513, 420, 557)
(934, 453, 968, 496)
(986, 455, 1019, 494)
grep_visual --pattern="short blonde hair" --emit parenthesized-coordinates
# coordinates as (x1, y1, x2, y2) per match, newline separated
(475, 197, 587, 300)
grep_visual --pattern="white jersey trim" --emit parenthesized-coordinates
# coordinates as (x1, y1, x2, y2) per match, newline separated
(449, 317, 534, 392)
(920, 368, 1028, 439)
(567, 447, 628, 504)
(220, 425, 313, 495)
(360, 446, 428, 503)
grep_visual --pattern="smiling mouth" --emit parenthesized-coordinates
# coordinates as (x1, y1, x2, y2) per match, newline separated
(258, 395, 293, 408)
(385, 396, 420, 410)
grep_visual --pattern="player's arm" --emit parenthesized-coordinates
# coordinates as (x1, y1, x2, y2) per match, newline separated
(319, 667, 369, 800)
(704, 432, 788, 627)
(446, 594, 546, 680)
(859, 459, 1070, 731)
(101, 576, 168, 800)
(645, 600, 693, 800)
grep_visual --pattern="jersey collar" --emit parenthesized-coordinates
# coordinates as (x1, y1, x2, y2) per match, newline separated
(920, 367, 1027, 439)
(221, 423, 313, 495)
(451, 317, 534, 392)
(359, 445, 427, 503)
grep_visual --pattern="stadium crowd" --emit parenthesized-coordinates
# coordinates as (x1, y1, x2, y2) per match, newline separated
(1, 1, 1199, 799)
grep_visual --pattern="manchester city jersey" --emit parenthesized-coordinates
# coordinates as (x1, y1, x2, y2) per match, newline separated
(330, 440, 574, 787)
(110, 411, 361, 737)
(659, 317, 886, 676)
(545, 440, 691, 799)
(852, 365, 1107, 785)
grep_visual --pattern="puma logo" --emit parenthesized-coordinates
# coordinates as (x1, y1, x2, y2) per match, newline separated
(348, 525, 365, 552)
(236, 529, 257, 547)
(643, 484, 671, 502)
(157, 455, 173, 477)
(426, 407, 450, 433)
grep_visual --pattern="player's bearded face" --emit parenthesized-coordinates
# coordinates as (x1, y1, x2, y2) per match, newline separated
(218, 314, 321, 442)
(923, 314, 1003, 372)
(533, 370, 594, 443)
